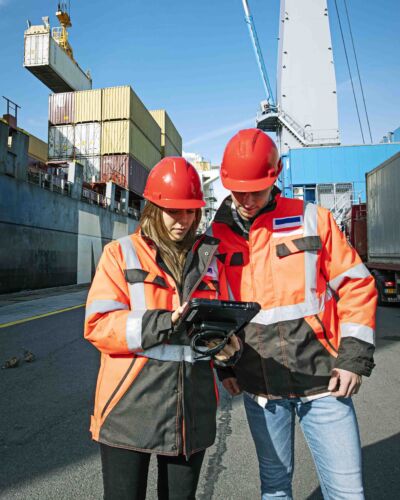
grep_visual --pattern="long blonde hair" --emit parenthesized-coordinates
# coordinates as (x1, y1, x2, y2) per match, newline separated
(137, 202, 202, 284)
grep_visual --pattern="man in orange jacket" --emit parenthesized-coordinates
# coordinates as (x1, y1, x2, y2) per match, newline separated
(210, 129, 377, 499)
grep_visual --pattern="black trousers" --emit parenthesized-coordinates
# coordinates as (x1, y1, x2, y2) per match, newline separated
(100, 443, 206, 500)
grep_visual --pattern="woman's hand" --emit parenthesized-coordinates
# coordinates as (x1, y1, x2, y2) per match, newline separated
(171, 302, 187, 325)
(207, 334, 241, 362)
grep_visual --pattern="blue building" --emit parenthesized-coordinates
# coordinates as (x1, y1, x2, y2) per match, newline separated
(283, 142, 400, 202)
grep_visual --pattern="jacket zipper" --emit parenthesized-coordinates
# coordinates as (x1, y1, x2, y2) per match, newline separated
(100, 358, 136, 418)
(184, 246, 218, 301)
(314, 314, 338, 354)
(176, 362, 185, 455)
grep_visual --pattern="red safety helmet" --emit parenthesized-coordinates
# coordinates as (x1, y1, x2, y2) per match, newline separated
(221, 129, 282, 192)
(143, 157, 205, 209)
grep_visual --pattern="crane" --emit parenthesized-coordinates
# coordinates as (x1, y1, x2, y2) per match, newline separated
(241, 0, 276, 109)
(53, 1, 74, 61)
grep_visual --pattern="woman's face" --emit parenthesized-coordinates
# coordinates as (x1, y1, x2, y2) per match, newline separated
(162, 208, 196, 241)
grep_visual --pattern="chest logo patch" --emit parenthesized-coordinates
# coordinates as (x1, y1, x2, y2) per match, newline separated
(205, 266, 217, 278)
(273, 215, 303, 230)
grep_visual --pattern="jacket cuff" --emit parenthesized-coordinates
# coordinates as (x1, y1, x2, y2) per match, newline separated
(334, 337, 375, 377)
(141, 309, 173, 350)
(215, 366, 236, 381)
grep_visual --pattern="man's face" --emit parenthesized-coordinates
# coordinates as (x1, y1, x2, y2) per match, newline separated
(231, 186, 273, 220)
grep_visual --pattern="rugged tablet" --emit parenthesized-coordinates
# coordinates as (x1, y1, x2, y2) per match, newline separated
(175, 298, 261, 335)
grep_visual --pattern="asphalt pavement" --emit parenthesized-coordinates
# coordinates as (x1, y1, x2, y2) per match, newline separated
(0, 287, 399, 499)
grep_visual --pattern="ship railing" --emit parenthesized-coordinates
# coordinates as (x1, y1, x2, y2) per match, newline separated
(27, 170, 72, 196)
(81, 187, 107, 207)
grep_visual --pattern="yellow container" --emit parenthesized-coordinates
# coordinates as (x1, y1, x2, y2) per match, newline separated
(102, 86, 161, 151)
(28, 133, 48, 162)
(101, 120, 161, 169)
(149, 109, 182, 154)
(75, 89, 102, 123)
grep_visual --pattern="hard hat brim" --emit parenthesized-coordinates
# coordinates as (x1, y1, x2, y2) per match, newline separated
(221, 174, 277, 192)
(146, 196, 206, 209)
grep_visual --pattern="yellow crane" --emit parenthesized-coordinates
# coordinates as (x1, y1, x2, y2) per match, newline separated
(53, 1, 74, 61)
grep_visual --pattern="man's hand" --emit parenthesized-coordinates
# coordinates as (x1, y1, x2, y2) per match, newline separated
(210, 335, 241, 362)
(328, 368, 362, 397)
(222, 377, 242, 396)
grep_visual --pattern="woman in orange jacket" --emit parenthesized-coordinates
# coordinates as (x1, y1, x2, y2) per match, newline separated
(84, 157, 240, 500)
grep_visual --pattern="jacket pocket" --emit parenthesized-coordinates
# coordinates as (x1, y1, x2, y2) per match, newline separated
(125, 268, 169, 288)
(271, 236, 321, 304)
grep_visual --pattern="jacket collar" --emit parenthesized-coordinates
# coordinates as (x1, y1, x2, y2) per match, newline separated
(213, 186, 280, 238)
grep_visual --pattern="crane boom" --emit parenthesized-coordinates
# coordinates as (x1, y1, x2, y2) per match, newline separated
(241, 0, 275, 107)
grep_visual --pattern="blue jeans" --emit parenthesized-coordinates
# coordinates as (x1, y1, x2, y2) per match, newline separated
(243, 393, 364, 500)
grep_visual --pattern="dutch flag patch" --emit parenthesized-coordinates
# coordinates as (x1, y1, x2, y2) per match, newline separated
(273, 215, 303, 230)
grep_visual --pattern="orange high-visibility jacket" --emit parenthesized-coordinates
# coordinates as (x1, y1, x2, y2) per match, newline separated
(84, 231, 227, 457)
(211, 190, 377, 398)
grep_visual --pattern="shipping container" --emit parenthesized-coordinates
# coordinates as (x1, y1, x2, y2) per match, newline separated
(24, 31, 92, 93)
(75, 89, 102, 123)
(48, 125, 74, 158)
(162, 137, 181, 158)
(100, 155, 149, 195)
(343, 204, 367, 261)
(366, 152, 400, 266)
(150, 109, 182, 154)
(49, 92, 75, 125)
(28, 134, 48, 162)
(102, 86, 161, 150)
(286, 143, 400, 200)
(75, 122, 101, 156)
(79, 156, 101, 183)
(101, 120, 161, 169)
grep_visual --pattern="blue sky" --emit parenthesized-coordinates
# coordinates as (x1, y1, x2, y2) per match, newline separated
(0, 0, 399, 164)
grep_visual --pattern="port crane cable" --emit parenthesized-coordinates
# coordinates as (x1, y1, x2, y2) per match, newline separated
(241, 0, 276, 106)
(343, 0, 373, 143)
(333, 0, 365, 144)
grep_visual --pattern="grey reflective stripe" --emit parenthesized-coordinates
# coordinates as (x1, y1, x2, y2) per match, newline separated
(252, 293, 326, 326)
(329, 263, 371, 291)
(126, 311, 146, 351)
(205, 226, 213, 236)
(118, 236, 203, 361)
(118, 235, 146, 350)
(252, 203, 322, 325)
(85, 299, 129, 320)
(227, 281, 235, 300)
(341, 322, 375, 345)
(140, 344, 210, 363)
(118, 236, 146, 311)
(303, 202, 319, 307)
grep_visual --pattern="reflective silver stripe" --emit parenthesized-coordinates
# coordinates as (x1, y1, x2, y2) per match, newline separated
(141, 344, 210, 363)
(303, 202, 319, 305)
(252, 204, 322, 326)
(118, 235, 146, 311)
(252, 293, 326, 326)
(118, 235, 146, 349)
(329, 263, 371, 291)
(341, 323, 375, 345)
(126, 311, 147, 351)
(85, 299, 129, 320)
(227, 281, 235, 300)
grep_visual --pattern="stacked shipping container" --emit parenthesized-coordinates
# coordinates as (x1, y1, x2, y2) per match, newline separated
(149, 110, 182, 157)
(48, 86, 164, 196)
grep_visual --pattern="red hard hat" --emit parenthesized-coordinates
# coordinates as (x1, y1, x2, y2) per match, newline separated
(221, 129, 282, 191)
(143, 157, 205, 209)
